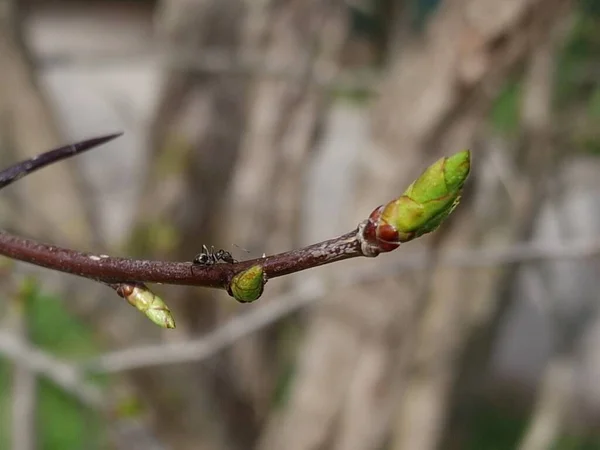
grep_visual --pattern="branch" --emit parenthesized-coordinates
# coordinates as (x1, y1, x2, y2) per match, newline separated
(0, 135, 470, 327)
(85, 281, 326, 373)
(0, 135, 361, 280)
(0, 329, 170, 450)
(0, 133, 122, 189)
(35, 47, 381, 93)
(0, 228, 361, 286)
(8, 281, 37, 450)
(0, 329, 103, 408)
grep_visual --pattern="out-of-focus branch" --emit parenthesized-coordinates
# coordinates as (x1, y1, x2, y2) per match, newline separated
(517, 355, 576, 450)
(221, 0, 349, 423)
(443, 4, 574, 447)
(0, 2, 91, 244)
(35, 48, 381, 93)
(139, 1, 264, 447)
(85, 280, 326, 374)
(7, 281, 36, 450)
(381, 236, 600, 271)
(0, 329, 172, 450)
(0, 329, 103, 408)
(262, 0, 573, 445)
(516, 16, 582, 448)
(84, 234, 600, 374)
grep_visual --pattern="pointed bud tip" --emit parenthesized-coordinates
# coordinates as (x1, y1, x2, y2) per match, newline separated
(372, 150, 471, 244)
(146, 308, 176, 329)
(444, 150, 471, 191)
(121, 284, 176, 329)
(165, 316, 176, 329)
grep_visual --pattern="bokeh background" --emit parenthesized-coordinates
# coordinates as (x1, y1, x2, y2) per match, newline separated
(0, 0, 599, 449)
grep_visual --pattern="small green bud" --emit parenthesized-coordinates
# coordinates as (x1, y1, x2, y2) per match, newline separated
(119, 284, 176, 329)
(228, 265, 265, 303)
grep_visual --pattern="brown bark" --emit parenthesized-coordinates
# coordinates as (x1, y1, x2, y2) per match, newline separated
(7, 286, 37, 450)
(396, 2, 573, 449)
(126, 0, 348, 448)
(223, 0, 348, 419)
(516, 17, 578, 450)
(123, 1, 253, 449)
(441, 2, 573, 448)
(258, 1, 573, 449)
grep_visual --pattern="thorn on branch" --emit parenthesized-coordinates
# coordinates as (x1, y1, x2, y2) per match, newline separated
(0, 133, 123, 190)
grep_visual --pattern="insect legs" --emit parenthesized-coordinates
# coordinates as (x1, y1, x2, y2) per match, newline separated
(192, 245, 237, 266)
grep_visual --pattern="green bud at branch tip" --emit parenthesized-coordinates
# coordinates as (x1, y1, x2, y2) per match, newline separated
(362, 150, 470, 252)
(228, 265, 266, 303)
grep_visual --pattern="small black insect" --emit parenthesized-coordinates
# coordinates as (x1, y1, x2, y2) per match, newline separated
(193, 245, 237, 266)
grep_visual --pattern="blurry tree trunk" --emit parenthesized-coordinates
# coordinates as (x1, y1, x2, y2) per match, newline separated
(8, 283, 36, 450)
(517, 353, 575, 450)
(441, 4, 573, 448)
(126, 0, 347, 449)
(516, 22, 581, 450)
(395, 4, 571, 450)
(124, 1, 253, 449)
(0, 1, 90, 244)
(223, 0, 348, 419)
(0, 7, 168, 447)
(515, 164, 600, 449)
(258, 1, 573, 450)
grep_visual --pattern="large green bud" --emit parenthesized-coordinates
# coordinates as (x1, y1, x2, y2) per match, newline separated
(363, 150, 470, 251)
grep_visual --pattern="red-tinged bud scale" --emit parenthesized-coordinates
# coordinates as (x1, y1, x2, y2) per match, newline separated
(363, 205, 401, 252)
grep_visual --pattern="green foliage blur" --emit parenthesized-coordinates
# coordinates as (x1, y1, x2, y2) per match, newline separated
(0, 284, 104, 449)
(491, 1, 600, 154)
(467, 397, 600, 450)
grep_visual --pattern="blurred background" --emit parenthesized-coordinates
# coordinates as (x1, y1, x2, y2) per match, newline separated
(0, 0, 598, 448)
